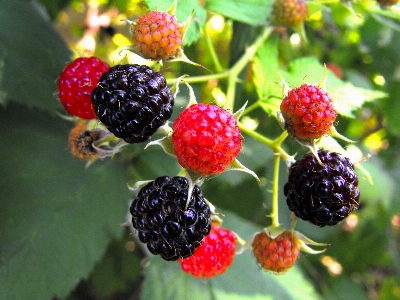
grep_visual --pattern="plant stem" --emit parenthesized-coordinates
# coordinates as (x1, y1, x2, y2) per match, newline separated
(166, 71, 229, 85)
(271, 153, 281, 227)
(238, 122, 292, 161)
(224, 27, 273, 110)
(204, 28, 224, 73)
(166, 26, 273, 110)
(241, 100, 261, 117)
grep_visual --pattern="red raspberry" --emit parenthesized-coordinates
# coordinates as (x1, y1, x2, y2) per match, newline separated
(132, 11, 182, 61)
(270, 0, 308, 28)
(252, 230, 300, 273)
(58, 57, 109, 119)
(280, 84, 336, 142)
(180, 224, 236, 278)
(171, 103, 242, 176)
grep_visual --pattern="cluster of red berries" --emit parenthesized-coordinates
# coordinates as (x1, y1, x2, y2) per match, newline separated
(57, 5, 363, 279)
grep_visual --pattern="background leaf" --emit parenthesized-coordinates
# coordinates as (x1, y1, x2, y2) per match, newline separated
(205, 0, 273, 26)
(0, 103, 130, 300)
(0, 0, 71, 113)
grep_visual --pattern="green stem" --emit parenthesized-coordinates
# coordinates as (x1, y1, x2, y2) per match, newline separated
(224, 27, 273, 110)
(238, 122, 292, 161)
(271, 154, 281, 227)
(225, 74, 237, 111)
(166, 71, 229, 85)
(228, 27, 272, 79)
(242, 100, 261, 117)
(166, 26, 273, 110)
(204, 28, 224, 73)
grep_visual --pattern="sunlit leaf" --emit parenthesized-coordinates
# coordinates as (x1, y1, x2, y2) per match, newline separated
(206, 0, 273, 26)
(252, 35, 281, 115)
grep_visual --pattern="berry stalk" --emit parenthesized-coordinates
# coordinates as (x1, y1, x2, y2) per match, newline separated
(270, 154, 282, 227)
(204, 28, 224, 73)
(225, 27, 272, 110)
(166, 27, 272, 110)
(237, 123, 292, 162)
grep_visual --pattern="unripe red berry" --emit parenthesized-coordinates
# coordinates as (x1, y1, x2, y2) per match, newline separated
(280, 84, 336, 141)
(252, 230, 300, 273)
(58, 57, 109, 119)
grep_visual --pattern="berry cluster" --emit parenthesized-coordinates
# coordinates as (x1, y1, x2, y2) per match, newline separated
(58, 56, 109, 119)
(55, 3, 367, 281)
(270, 0, 308, 28)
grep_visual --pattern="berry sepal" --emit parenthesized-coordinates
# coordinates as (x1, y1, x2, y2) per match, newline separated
(144, 134, 174, 156)
(223, 159, 260, 183)
(294, 230, 328, 254)
(127, 179, 154, 193)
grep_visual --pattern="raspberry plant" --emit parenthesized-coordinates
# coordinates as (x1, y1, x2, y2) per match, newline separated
(1, 0, 400, 300)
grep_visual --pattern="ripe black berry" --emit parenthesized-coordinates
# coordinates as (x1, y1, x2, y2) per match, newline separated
(130, 176, 212, 261)
(284, 150, 360, 227)
(91, 64, 174, 143)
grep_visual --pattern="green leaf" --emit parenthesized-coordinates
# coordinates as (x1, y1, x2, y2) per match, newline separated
(371, 11, 400, 33)
(144, 0, 207, 45)
(37, 0, 72, 20)
(206, 0, 273, 26)
(378, 276, 400, 300)
(382, 81, 400, 135)
(0, 103, 130, 300)
(141, 210, 320, 300)
(252, 34, 281, 116)
(85, 236, 142, 297)
(357, 155, 395, 212)
(323, 277, 369, 300)
(0, 0, 72, 113)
